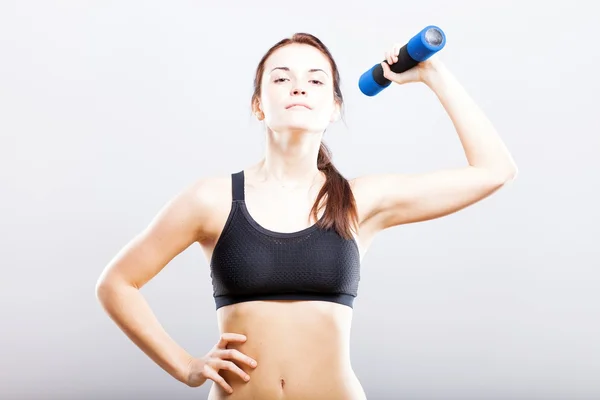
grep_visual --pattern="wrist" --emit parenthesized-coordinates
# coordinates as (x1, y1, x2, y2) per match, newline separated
(422, 63, 454, 93)
(421, 59, 451, 87)
(173, 354, 196, 385)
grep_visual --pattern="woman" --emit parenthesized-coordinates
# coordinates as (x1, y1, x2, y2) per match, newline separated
(95, 33, 517, 399)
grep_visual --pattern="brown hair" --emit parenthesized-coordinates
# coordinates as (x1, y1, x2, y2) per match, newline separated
(251, 33, 358, 240)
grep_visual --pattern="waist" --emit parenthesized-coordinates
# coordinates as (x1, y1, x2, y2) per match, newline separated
(209, 300, 365, 400)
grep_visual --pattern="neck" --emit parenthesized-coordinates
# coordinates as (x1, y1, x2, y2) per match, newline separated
(257, 128, 323, 184)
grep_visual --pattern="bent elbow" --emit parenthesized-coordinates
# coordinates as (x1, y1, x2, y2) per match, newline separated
(95, 277, 113, 305)
(504, 163, 519, 183)
(490, 163, 518, 186)
(95, 274, 130, 305)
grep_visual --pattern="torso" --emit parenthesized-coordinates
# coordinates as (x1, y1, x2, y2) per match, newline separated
(196, 166, 377, 400)
(208, 301, 366, 400)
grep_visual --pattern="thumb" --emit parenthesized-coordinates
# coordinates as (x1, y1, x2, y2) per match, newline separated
(381, 61, 418, 85)
(380, 61, 397, 81)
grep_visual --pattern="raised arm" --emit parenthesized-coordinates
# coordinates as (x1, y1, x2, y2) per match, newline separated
(95, 178, 213, 384)
(353, 50, 518, 234)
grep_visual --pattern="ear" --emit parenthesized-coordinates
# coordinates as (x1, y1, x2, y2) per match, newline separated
(253, 98, 264, 121)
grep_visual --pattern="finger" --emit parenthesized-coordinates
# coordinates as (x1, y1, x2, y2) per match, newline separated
(213, 359, 251, 382)
(217, 333, 247, 349)
(385, 50, 393, 65)
(217, 348, 258, 368)
(380, 62, 392, 79)
(381, 62, 403, 83)
(392, 43, 401, 63)
(204, 365, 233, 394)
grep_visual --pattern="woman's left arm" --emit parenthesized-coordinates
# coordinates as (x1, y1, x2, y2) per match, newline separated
(353, 51, 518, 233)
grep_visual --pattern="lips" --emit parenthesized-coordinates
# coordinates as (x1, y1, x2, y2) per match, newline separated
(285, 103, 311, 110)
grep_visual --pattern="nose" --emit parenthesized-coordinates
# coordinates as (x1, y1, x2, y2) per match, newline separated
(291, 87, 307, 96)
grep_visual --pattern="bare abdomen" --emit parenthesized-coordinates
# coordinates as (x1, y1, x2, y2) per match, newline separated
(207, 300, 366, 400)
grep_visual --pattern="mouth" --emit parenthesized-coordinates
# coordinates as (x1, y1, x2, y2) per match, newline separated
(285, 104, 311, 110)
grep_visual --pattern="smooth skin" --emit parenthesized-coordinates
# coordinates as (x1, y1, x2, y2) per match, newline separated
(96, 42, 517, 399)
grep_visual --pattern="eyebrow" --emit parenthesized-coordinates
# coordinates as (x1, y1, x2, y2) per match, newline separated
(269, 66, 329, 76)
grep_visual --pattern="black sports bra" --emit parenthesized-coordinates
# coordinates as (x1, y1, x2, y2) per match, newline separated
(209, 171, 361, 309)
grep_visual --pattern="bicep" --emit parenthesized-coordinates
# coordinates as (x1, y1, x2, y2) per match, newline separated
(97, 181, 211, 290)
(355, 166, 514, 232)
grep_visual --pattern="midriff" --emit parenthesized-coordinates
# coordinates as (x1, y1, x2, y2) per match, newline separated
(207, 299, 367, 400)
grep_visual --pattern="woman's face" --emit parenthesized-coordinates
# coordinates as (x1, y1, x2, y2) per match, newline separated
(257, 43, 340, 134)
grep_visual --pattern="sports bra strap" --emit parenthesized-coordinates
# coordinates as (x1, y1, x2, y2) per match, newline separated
(231, 171, 245, 201)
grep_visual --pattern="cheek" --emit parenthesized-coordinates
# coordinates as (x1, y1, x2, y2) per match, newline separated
(316, 88, 335, 106)
(260, 86, 285, 112)
(315, 94, 336, 115)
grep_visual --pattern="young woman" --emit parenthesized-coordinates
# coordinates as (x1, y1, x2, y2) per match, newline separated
(95, 33, 517, 400)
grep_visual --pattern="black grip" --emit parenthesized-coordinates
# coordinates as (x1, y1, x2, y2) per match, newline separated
(390, 45, 419, 74)
(371, 44, 419, 87)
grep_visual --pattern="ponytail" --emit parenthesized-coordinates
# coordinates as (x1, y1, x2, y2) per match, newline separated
(311, 142, 358, 240)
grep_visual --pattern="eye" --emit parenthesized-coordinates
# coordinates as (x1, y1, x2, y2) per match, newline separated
(274, 77, 289, 83)
(310, 80, 324, 85)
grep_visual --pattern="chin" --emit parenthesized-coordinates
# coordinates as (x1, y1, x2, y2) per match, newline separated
(268, 117, 327, 135)
(272, 124, 323, 135)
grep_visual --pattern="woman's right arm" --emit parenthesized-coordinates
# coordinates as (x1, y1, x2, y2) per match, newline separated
(95, 178, 214, 385)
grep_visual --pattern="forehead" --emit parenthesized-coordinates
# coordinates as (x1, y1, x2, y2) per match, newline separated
(265, 43, 331, 73)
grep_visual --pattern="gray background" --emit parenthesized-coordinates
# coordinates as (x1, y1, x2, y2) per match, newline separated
(2, 1, 599, 399)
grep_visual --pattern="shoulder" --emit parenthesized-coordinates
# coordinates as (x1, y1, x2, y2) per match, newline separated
(167, 173, 233, 243)
(187, 173, 232, 207)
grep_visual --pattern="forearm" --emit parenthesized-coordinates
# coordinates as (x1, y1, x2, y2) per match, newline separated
(424, 64, 518, 179)
(96, 281, 193, 385)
